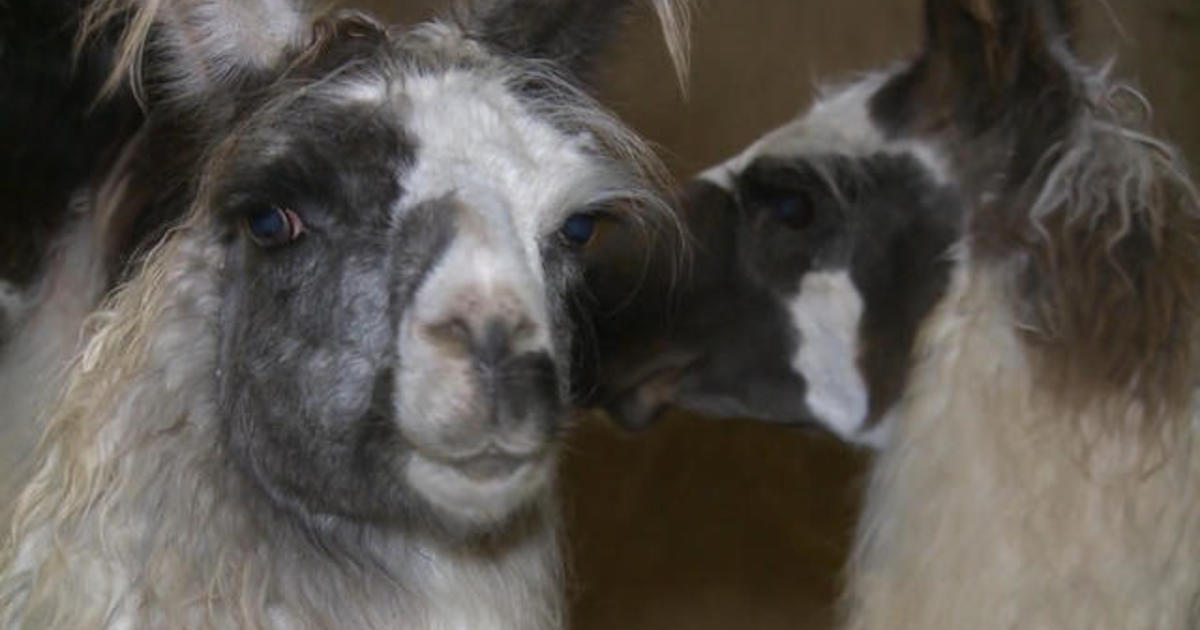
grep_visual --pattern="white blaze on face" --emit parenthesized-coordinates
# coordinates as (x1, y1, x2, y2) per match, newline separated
(788, 269, 869, 440)
(397, 70, 608, 278)
(381, 70, 612, 523)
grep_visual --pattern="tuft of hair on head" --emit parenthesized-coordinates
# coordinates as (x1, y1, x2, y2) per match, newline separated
(649, 0, 692, 94)
(76, 0, 162, 98)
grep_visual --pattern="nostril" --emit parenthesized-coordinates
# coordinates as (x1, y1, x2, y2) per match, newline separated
(477, 315, 537, 367)
(478, 318, 511, 368)
(423, 313, 539, 364)
(424, 317, 473, 354)
(511, 317, 535, 344)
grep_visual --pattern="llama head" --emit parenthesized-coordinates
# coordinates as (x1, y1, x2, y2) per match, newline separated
(588, 0, 1189, 442)
(88, 0, 687, 535)
(587, 76, 963, 443)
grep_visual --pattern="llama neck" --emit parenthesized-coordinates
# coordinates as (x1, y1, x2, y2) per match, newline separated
(248, 498, 565, 630)
(6, 442, 562, 629)
(845, 263, 1200, 630)
(111, 427, 562, 629)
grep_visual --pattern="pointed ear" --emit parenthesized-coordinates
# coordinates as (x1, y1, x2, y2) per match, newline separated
(875, 0, 1078, 135)
(460, 0, 691, 88)
(82, 0, 311, 104)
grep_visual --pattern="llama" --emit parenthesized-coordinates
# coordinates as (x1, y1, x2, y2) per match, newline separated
(0, 0, 689, 626)
(588, 0, 1200, 627)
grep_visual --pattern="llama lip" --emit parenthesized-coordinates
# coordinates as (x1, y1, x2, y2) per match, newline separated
(452, 451, 529, 481)
(413, 445, 545, 482)
(406, 448, 552, 525)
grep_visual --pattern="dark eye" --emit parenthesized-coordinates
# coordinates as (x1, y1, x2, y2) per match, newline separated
(560, 212, 597, 246)
(244, 206, 305, 247)
(769, 195, 814, 230)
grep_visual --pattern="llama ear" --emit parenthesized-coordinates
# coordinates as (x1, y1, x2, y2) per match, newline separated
(83, 0, 311, 103)
(461, 0, 691, 87)
(877, 0, 1077, 134)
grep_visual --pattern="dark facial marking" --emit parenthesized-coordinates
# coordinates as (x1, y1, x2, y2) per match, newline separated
(490, 352, 562, 435)
(842, 155, 960, 423)
(736, 155, 858, 291)
(213, 99, 463, 527)
(580, 179, 810, 429)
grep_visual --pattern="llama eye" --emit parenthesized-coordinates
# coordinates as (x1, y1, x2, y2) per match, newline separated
(244, 206, 304, 247)
(771, 196, 814, 230)
(560, 212, 597, 246)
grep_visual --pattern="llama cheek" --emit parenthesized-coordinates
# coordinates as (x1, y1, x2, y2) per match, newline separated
(394, 316, 481, 448)
(787, 269, 870, 440)
(305, 352, 378, 425)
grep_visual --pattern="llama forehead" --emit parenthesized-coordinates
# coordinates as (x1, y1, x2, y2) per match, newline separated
(395, 71, 609, 252)
(214, 92, 409, 235)
(699, 71, 950, 190)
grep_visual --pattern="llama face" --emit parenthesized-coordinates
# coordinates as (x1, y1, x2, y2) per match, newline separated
(103, 0, 686, 535)
(215, 66, 611, 531)
(590, 76, 962, 444)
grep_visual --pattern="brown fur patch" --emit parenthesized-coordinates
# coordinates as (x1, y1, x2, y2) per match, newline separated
(881, 0, 1200, 431)
(1011, 120, 1200, 426)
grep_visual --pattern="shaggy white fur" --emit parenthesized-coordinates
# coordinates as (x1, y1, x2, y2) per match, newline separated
(0, 228, 563, 629)
(842, 44, 1200, 630)
(684, 4, 1200, 626)
(846, 263, 1200, 629)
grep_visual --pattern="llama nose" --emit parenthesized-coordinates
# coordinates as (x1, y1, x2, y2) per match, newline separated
(424, 310, 540, 366)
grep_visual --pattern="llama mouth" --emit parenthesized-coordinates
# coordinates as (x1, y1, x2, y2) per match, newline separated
(408, 442, 550, 485)
(451, 450, 530, 481)
(406, 448, 552, 525)
(601, 354, 699, 430)
(411, 443, 546, 482)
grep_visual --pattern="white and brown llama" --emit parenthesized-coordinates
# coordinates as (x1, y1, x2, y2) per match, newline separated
(587, 0, 1200, 627)
(0, 0, 690, 626)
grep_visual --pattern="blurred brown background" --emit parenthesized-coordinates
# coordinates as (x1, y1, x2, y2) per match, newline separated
(355, 1, 1198, 627)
